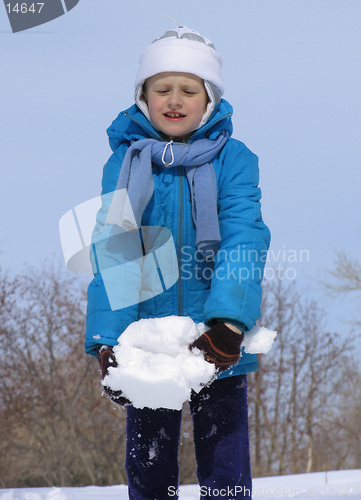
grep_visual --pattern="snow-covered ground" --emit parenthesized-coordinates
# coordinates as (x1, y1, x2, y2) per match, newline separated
(1, 470, 360, 500)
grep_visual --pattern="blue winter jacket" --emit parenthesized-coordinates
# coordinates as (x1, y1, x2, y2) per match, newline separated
(86, 99, 271, 377)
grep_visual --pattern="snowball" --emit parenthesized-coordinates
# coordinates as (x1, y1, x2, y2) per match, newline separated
(104, 317, 215, 410)
(242, 326, 277, 354)
(103, 317, 277, 410)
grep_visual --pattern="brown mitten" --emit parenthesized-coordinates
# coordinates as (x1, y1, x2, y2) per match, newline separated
(189, 323, 244, 372)
(97, 345, 130, 406)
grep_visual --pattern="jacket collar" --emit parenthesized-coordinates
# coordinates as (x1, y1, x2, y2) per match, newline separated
(107, 99, 233, 153)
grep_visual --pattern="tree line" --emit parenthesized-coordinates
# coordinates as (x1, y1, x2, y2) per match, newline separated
(0, 263, 360, 487)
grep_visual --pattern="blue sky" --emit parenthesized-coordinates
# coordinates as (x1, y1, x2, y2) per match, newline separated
(1, 0, 361, 344)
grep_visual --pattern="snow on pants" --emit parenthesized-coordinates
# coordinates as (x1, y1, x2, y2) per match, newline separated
(125, 374, 252, 500)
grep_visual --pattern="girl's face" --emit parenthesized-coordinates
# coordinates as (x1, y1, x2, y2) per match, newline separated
(143, 72, 208, 141)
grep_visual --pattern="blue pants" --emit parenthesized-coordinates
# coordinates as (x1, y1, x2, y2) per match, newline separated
(126, 374, 252, 500)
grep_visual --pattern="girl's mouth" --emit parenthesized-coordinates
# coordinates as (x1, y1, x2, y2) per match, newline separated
(164, 112, 186, 120)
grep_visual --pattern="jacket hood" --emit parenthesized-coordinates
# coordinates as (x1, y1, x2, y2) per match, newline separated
(107, 99, 234, 153)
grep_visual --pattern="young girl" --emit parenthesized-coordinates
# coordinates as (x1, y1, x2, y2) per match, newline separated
(86, 25, 270, 499)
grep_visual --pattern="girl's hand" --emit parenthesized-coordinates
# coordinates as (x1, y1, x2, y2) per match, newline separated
(97, 345, 131, 406)
(189, 323, 244, 372)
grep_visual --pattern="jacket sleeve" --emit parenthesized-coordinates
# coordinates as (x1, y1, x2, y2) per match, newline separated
(204, 139, 271, 332)
(85, 145, 140, 357)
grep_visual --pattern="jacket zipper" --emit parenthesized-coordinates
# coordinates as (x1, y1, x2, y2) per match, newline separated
(177, 113, 231, 314)
(177, 165, 184, 316)
(125, 110, 185, 314)
(123, 109, 231, 316)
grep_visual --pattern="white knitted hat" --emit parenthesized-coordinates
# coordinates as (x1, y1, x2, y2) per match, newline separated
(134, 26, 224, 130)
(135, 26, 224, 95)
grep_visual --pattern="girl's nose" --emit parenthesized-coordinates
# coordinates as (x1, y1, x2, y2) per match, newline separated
(168, 90, 182, 108)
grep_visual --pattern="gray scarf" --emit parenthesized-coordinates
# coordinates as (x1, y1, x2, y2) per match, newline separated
(105, 130, 229, 259)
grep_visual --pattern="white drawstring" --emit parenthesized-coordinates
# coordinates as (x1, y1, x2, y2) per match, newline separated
(162, 140, 174, 167)
(164, 15, 182, 27)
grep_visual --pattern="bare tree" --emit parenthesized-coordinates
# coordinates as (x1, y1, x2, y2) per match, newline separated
(248, 277, 356, 477)
(321, 251, 361, 296)
(0, 265, 200, 487)
(0, 266, 127, 487)
(317, 251, 361, 469)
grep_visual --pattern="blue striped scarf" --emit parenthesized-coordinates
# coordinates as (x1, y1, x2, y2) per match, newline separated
(106, 130, 229, 259)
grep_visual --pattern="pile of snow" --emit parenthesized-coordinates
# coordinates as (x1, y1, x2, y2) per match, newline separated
(1, 470, 360, 500)
(103, 316, 277, 410)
